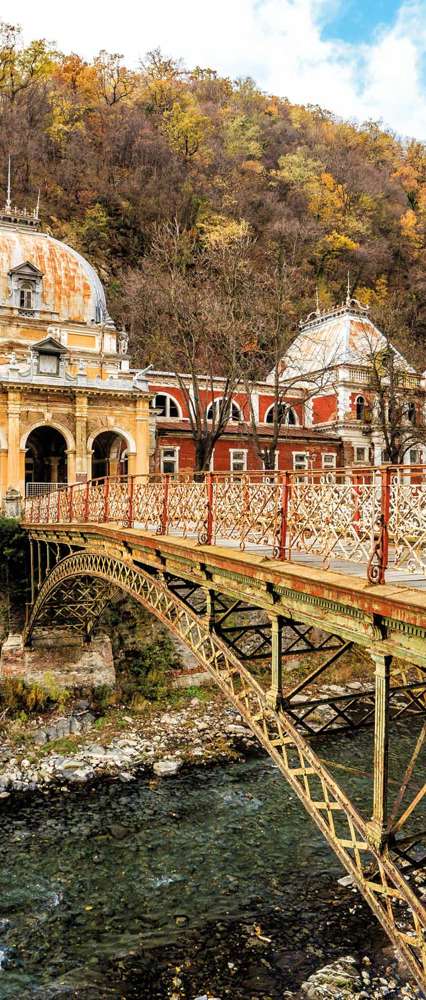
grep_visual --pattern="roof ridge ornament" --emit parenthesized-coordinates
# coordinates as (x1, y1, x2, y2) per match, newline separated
(299, 279, 369, 330)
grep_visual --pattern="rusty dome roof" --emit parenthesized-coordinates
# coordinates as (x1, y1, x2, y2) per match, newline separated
(0, 223, 113, 326)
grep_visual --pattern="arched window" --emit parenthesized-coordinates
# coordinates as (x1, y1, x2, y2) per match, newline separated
(206, 398, 241, 422)
(19, 280, 34, 311)
(153, 393, 181, 418)
(356, 395, 365, 421)
(407, 401, 417, 425)
(265, 404, 297, 426)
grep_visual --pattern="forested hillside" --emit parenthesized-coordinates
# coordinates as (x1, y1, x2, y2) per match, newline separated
(1, 23, 426, 366)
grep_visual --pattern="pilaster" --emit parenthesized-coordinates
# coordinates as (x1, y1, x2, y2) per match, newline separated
(7, 390, 21, 494)
(75, 394, 88, 481)
(134, 395, 150, 476)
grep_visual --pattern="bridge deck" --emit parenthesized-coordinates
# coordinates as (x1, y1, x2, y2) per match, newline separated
(28, 521, 426, 664)
(174, 532, 426, 590)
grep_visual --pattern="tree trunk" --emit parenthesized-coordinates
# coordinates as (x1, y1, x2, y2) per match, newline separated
(263, 447, 276, 471)
(194, 437, 214, 477)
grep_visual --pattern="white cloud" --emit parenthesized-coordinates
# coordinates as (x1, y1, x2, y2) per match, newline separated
(1, 0, 426, 138)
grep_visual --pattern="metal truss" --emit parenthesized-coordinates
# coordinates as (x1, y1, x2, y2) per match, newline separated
(23, 544, 426, 990)
(30, 575, 117, 640)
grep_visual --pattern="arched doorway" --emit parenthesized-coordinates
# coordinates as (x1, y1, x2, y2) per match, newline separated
(25, 426, 67, 492)
(91, 431, 129, 479)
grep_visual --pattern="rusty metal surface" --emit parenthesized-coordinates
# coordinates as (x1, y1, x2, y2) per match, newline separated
(23, 467, 426, 582)
(22, 541, 426, 990)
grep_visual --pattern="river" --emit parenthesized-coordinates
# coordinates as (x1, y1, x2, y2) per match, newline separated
(0, 724, 424, 998)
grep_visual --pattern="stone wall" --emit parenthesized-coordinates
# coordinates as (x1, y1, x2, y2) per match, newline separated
(0, 630, 115, 689)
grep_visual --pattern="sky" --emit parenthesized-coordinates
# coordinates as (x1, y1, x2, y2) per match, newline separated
(2, 0, 426, 139)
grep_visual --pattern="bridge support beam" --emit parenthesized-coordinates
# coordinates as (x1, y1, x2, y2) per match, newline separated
(204, 588, 215, 630)
(367, 651, 392, 851)
(266, 614, 283, 710)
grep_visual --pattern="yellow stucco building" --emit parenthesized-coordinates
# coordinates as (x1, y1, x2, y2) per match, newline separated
(0, 194, 151, 508)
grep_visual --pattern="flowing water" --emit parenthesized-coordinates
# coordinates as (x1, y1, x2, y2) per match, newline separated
(0, 724, 424, 998)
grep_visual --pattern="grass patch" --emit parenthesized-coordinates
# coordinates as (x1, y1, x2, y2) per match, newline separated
(36, 736, 80, 756)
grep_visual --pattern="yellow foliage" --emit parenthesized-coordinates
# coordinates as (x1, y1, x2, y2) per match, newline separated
(274, 150, 323, 186)
(163, 94, 211, 159)
(357, 276, 389, 307)
(400, 209, 419, 241)
(323, 231, 359, 253)
(197, 211, 251, 247)
(265, 97, 279, 116)
(393, 163, 420, 195)
(221, 111, 263, 159)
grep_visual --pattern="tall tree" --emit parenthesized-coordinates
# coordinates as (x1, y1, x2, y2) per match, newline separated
(241, 240, 328, 470)
(360, 301, 426, 464)
(127, 220, 257, 472)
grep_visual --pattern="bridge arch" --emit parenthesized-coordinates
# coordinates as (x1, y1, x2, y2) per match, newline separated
(22, 543, 426, 988)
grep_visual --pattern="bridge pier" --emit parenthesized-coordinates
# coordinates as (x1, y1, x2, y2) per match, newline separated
(1, 629, 115, 689)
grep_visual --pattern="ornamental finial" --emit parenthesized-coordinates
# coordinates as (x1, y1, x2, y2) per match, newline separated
(5, 155, 11, 211)
(346, 270, 351, 306)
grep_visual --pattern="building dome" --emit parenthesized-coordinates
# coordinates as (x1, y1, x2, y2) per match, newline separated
(0, 222, 113, 327)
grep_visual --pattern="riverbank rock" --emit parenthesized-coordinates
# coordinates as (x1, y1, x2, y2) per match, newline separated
(153, 758, 183, 777)
(301, 955, 362, 998)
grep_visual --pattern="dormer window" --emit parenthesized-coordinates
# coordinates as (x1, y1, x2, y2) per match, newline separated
(8, 260, 43, 315)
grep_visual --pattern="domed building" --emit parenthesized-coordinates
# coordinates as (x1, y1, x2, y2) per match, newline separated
(0, 191, 150, 506)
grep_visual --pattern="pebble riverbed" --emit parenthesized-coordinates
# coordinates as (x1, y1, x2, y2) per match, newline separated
(0, 690, 424, 999)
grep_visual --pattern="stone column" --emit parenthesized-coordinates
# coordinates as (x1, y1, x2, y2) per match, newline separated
(371, 432, 382, 467)
(75, 394, 88, 481)
(49, 457, 59, 484)
(0, 447, 8, 501)
(7, 390, 22, 494)
(66, 449, 75, 484)
(134, 396, 150, 476)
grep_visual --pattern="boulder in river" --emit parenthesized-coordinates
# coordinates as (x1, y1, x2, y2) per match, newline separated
(301, 955, 362, 998)
(153, 758, 183, 777)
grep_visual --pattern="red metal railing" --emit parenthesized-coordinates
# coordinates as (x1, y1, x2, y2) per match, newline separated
(22, 465, 426, 583)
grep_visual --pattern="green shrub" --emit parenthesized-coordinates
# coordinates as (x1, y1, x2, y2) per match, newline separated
(0, 519, 28, 638)
(0, 675, 69, 716)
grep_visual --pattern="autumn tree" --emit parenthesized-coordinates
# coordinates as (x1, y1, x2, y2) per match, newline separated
(0, 26, 425, 360)
(358, 298, 426, 464)
(127, 220, 257, 473)
(0, 22, 56, 102)
(240, 238, 330, 470)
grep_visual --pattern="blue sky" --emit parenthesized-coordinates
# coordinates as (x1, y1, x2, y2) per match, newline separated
(322, 0, 402, 43)
(2, 0, 426, 139)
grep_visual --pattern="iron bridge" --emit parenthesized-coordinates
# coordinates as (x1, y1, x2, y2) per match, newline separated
(22, 470, 426, 991)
